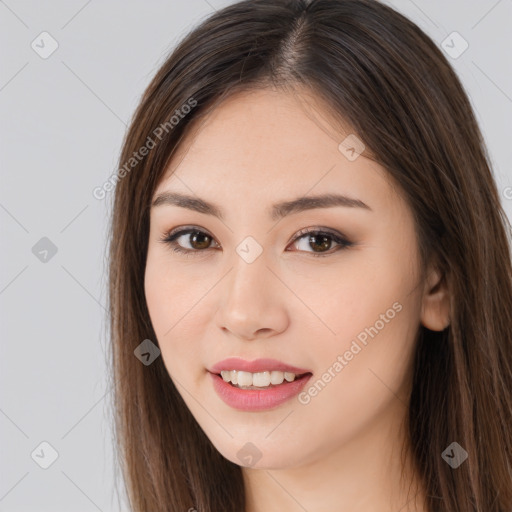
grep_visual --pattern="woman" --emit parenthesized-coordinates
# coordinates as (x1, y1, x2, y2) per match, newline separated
(108, 0, 512, 510)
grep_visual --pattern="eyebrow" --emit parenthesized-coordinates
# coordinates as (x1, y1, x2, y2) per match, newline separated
(151, 191, 372, 221)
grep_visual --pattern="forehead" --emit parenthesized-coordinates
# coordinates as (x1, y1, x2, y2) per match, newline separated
(154, 88, 396, 213)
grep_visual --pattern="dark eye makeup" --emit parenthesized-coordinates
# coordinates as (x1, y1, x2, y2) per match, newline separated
(158, 225, 354, 258)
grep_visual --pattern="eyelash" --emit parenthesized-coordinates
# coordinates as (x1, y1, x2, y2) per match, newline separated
(158, 225, 353, 258)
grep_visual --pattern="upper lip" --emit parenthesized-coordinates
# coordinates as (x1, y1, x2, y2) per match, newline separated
(209, 357, 312, 375)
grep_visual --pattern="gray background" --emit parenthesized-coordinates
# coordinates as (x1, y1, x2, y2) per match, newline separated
(1, 0, 511, 510)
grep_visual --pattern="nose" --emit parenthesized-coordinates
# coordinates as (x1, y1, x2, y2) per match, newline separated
(214, 249, 289, 341)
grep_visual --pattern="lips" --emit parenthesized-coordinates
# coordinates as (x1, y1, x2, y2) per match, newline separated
(209, 357, 312, 375)
(209, 371, 313, 411)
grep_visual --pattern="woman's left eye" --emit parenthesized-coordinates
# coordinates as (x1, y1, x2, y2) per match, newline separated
(159, 226, 353, 258)
(289, 228, 353, 256)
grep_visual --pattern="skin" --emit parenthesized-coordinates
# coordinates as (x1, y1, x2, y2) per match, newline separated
(144, 87, 451, 512)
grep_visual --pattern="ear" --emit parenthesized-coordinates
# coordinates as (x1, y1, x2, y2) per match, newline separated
(420, 265, 451, 331)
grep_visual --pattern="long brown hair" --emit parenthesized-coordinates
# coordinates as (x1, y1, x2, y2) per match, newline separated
(107, 0, 512, 510)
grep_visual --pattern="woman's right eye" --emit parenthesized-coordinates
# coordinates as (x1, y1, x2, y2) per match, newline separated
(159, 228, 219, 257)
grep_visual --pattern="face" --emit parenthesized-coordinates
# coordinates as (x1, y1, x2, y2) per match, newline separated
(144, 87, 442, 470)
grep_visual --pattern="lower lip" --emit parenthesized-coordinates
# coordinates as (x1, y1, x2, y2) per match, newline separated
(209, 371, 312, 411)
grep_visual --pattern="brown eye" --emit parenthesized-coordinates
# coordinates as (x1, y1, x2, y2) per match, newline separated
(289, 228, 353, 257)
(160, 227, 220, 256)
(185, 231, 213, 250)
(302, 233, 333, 253)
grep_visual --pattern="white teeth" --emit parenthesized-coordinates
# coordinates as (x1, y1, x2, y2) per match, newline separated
(219, 370, 301, 388)
(237, 371, 254, 387)
(252, 371, 270, 387)
(270, 371, 285, 385)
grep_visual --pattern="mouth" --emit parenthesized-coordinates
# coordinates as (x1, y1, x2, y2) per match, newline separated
(212, 370, 313, 390)
(208, 370, 313, 411)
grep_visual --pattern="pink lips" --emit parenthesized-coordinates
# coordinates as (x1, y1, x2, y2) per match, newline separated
(208, 357, 313, 411)
(209, 357, 311, 375)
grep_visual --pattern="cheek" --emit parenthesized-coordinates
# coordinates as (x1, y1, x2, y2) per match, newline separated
(305, 250, 420, 397)
(144, 253, 212, 377)
(294, 298, 419, 453)
(293, 255, 399, 342)
(329, 234, 419, 343)
(145, 251, 204, 332)
(308, 285, 414, 382)
(144, 254, 173, 334)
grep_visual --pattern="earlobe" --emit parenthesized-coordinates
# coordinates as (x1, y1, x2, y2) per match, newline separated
(420, 267, 451, 331)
